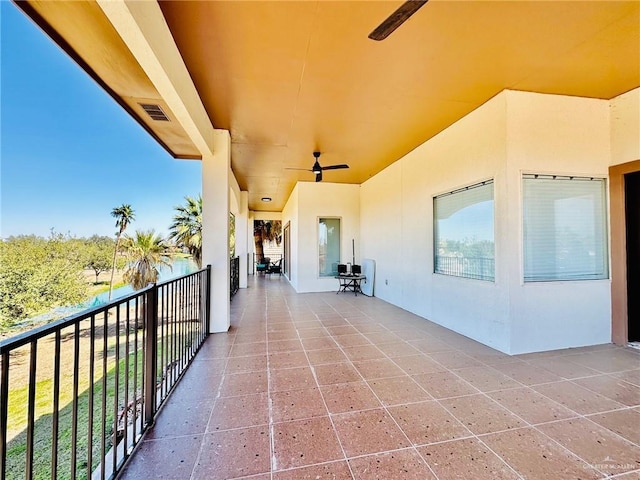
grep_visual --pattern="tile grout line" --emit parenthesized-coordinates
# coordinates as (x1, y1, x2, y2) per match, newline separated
(433, 355, 611, 478)
(189, 304, 240, 480)
(294, 297, 358, 479)
(265, 295, 276, 480)
(334, 303, 623, 480)
(175, 279, 639, 480)
(320, 299, 444, 480)
(313, 285, 640, 476)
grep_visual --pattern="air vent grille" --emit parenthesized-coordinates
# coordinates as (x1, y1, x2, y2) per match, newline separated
(139, 103, 169, 121)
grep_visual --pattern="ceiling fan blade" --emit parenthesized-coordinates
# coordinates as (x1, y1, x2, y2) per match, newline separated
(368, 0, 428, 41)
(315, 171, 323, 182)
(321, 164, 350, 171)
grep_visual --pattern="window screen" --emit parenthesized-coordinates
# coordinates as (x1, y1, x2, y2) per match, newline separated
(523, 175, 608, 282)
(434, 180, 495, 281)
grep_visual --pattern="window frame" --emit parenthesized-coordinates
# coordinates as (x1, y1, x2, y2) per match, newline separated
(318, 216, 341, 278)
(521, 173, 609, 283)
(433, 179, 495, 282)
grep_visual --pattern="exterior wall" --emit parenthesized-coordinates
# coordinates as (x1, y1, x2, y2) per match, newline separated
(278, 88, 637, 353)
(610, 88, 640, 166)
(283, 182, 360, 293)
(504, 91, 611, 353)
(282, 185, 299, 289)
(361, 92, 511, 352)
(361, 90, 617, 354)
(360, 162, 403, 307)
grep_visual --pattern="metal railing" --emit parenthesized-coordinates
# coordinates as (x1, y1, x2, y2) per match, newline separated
(0, 266, 211, 480)
(230, 256, 239, 299)
(434, 255, 495, 281)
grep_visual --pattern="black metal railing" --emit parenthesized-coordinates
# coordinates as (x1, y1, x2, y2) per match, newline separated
(0, 266, 211, 480)
(230, 256, 239, 299)
(434, 255, 495, 281)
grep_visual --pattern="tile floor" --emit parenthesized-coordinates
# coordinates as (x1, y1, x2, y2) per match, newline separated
(120, 276, 640, 480)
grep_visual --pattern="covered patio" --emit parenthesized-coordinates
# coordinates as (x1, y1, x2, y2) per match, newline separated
(6, 1, 640, 478)
(120, 276, 640, 479)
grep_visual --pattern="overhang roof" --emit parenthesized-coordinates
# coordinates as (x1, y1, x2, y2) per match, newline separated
(16, 0, 640, 211)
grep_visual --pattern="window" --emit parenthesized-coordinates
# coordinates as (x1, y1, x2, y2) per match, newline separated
(319, 218, 340, 277)
(434, 180, 495, 281)
(523, 175, 608, 282)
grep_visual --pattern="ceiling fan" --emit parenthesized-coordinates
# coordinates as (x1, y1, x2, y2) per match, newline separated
(286, 152, 349, 182)
(368, 0, 428, 41)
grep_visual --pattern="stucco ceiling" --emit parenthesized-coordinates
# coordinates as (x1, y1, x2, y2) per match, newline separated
(17, 1, 640, 212)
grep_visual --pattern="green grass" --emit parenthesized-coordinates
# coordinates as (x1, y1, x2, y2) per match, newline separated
(5, 353, 143, 480)
(5, 327, 200, 480)
(87, 281, 126, 297)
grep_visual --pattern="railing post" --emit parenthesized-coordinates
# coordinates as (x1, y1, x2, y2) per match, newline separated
(144, 284, 158, 426)
(205, 265, 212, 334)
(0, 352, 9, 480)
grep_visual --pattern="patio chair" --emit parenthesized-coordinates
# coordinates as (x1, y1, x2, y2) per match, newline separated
(268, 258, 282, 275)
(256, 257, 270, 273)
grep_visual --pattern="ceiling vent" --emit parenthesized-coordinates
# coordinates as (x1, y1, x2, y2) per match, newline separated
(139, 103, 170, 121)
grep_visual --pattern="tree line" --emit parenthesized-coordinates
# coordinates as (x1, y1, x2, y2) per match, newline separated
(0, 195, 203, 332)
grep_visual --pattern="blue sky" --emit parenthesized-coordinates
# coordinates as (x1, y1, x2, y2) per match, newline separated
(1, 2, 202, 239)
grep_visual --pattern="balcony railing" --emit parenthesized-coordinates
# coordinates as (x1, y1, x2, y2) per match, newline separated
(230, 256, 240, 299)
(0, 266, 211, 480)
(434, 255, 495, 281)
(252, 253, 283, 275)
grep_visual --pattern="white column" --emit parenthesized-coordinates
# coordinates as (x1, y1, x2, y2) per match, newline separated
(202, 130, 231, 333)
(237, 191, 249, 288)
(248, 211, 255, 274)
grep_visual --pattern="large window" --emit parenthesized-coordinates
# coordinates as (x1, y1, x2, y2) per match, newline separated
(319, 218, 340, 277)
(434, 180, 495, 281)
(523, 175, 608, 282)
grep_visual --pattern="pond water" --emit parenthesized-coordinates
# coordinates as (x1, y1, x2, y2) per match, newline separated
(19, 257, 198, 327)
(87, 257, 198, 307)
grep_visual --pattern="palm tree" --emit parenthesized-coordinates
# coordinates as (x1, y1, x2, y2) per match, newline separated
(109, 204, 135, 300)
(253, 220, 281, 262)
(169, 195, 202, 267)
(122, 230, 171, 290)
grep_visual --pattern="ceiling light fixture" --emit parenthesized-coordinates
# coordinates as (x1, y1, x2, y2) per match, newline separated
(261, 197, 272, 202)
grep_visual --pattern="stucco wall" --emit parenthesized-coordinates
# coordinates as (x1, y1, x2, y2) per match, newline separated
(276, 88, 636, 353)
(360, 161, 403, 307)
(610, 87, 640, 166)
(504, 90, 611, 353)
(362, 92, 511, 352)
(361, 90, 617, 354)
(283, 182, 360, 293)
(282, 184, 299, 289)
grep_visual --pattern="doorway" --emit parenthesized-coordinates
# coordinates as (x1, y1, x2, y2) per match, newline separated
(626, 171, 640, 342)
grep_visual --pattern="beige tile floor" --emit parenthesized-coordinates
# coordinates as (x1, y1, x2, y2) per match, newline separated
(120, 276, 640, 480)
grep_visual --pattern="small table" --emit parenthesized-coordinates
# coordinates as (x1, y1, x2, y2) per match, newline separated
(335, 275, 366, 296)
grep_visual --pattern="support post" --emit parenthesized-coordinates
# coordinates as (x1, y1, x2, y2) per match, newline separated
(238, 191, 249, 288)
(202, 129, 231, 332)
(144, 285, 158, 426)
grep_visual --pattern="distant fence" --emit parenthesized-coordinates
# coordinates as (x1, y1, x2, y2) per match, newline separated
(434, 256, 495, 281)
(0, 266, 211, 480)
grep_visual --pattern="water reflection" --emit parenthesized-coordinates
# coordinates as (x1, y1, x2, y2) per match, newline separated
(20, 257, 198, 327)
(88, 257, 197, 306)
